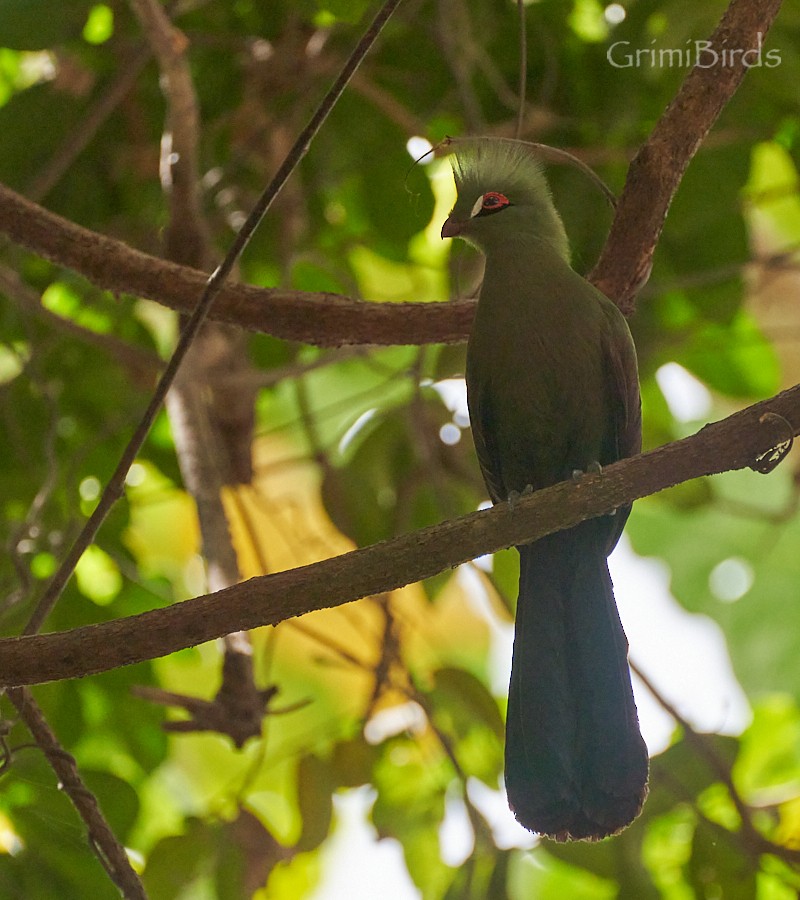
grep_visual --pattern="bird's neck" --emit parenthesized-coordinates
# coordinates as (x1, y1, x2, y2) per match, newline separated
(482, 224, 570, 267)
(484, 232, 573, 294)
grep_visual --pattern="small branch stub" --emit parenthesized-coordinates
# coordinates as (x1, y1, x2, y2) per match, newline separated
(752, 412, 795, 474)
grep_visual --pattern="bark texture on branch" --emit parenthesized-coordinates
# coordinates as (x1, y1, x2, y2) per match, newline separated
(590, 0, 784, 311)
(1, 382, 798, 688)
(0, 180, 474, 346)
(0, 1, 783, 344)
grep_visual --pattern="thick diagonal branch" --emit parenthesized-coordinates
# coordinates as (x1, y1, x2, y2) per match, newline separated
(590, 0, 784, 310)
(1, 381, 798, 688)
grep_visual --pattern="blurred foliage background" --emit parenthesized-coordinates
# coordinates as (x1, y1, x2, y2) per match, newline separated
(2, 0, 800, 897)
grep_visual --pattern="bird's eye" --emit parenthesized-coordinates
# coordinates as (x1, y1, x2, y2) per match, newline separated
(470, 191, 511, 218)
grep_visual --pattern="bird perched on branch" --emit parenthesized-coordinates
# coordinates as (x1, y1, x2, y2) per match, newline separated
(441, 138, 649, 841)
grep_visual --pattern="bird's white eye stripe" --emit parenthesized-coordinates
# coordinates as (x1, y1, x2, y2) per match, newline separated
(470, 195, 484, 217)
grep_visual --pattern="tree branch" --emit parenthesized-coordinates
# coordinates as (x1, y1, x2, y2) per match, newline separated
(590, 0, 784, 310)
(127, 0, 269, 745)
(1, 382, 798, 688)
(0, 180, 473, 345)
(5, 688, 147, 899)
(20, 0, 407, 636)
(0, 1, 784, 343)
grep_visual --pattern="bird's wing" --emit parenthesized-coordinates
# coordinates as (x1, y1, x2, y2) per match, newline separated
(601, 309, 642, 464)
(469, 379, 509, 504)
(599, 307, 642, 551)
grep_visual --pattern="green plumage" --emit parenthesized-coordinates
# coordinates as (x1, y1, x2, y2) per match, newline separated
(442, 139, 649, 840)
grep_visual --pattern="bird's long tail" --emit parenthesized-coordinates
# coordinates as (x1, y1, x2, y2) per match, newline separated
(504, 519, 649, 840)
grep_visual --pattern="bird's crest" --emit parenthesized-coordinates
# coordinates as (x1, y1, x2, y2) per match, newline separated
(444, 138, 569, 259)
(448, 139, 553, 210)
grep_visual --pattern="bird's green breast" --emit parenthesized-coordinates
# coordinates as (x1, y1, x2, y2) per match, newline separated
(466, 241, 621, 498)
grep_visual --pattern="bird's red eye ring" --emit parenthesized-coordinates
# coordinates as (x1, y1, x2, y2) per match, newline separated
(470, 191, 511, 218)
(482, 192, 509, 209)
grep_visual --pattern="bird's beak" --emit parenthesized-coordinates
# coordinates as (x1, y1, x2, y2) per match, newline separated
(441, 216, 464, 239)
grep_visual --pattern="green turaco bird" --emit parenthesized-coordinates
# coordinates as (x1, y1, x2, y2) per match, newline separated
(441, 139, 649, 841)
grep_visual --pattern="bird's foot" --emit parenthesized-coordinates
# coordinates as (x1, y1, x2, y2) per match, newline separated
(571, 461, 602, 482)
(508, 484, 534, 509)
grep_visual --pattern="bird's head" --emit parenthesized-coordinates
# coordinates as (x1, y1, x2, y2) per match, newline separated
(440, 139, 569, 260)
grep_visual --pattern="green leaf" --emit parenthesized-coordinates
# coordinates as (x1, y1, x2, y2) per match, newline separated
(81, 770, 140, 841)
(735, 695, 800, 798)
(295, 754, 334, 852)
(646, 734, 739, 820)
(627, 468, 800, 696)
(640, 806, 696, 898)
(315, 0, 370, 24)
(746, 142, 800, 244)
(680, 312, 780, 398)
(687, 819, 756, 899)
(142, 818, 216, 899)
(510, 848, 618, 900)
(75, 544, 123, 604)
(0, 0, 91, 49)
(0, 753, 121, 899)
(489, 549, 519, 616)
(331, 737, 379, 788)
(82, 4, 114, 45)
(431, 667, 504, 741)
(371, 736, 451, 897)
(544, 815, 655, 897)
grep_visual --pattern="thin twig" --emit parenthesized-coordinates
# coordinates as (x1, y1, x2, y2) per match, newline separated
(0, 263, 160, 381)
(632, 661, 800, 865)
(21, 0, 406, 636)
(515, 0, 527, 139)
(6, 688, 147, 900)
(27, 45, 151, 202)
(405, 675, 493, 848)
